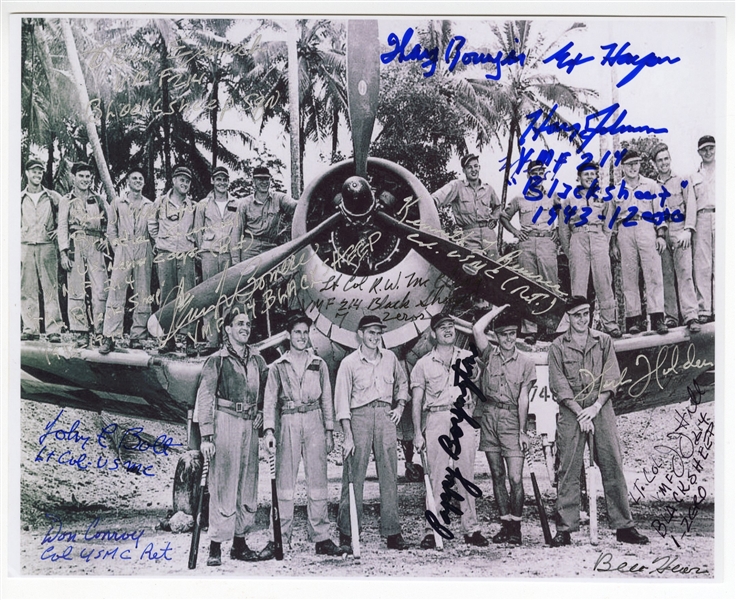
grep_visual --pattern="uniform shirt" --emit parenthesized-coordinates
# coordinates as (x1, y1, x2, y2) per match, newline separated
(615, 175, 661, 215)
(196, 345, 268, 437)
(148, 190, 196, 253)
(263, 350, 334, 432)
(57, 191, 107, 252)
(557, 186, 613, 256)
(334, 346, 409, 422)
(236, 191, 297, 244)
(548, 328, 620, 407)
(410, 346, 478, 414)
(21, 186, 61, 244)
(107, 193, 155, 257)
(478, 345, 536, 409)
(194, 192, 241, 254)
(657, 172, 696, 231)
(691, 163, 715, 212)
(504, 193, 558, 232)
(432, 179, 501, 229)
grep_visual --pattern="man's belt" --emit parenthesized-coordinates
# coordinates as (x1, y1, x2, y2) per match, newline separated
(698, 207, 715, 214)
(70, 228, 104, 238)
(281, 401, 321, 415)
(526, 229, 554, 237)
(463, 219, 497, 230)
(216, 397, 257, 419)
(571, 221, 605, 233)
(425, 405, 452, 413)
(487, 399, 515, 411)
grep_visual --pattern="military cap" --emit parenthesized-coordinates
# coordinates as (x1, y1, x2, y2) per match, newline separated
(212, 166, 229, 178)
(357, 315, 387, 330)
(127, 166, 145, 178)
(492, 311, 520, 331)
(460, 153, 479, 169)
(430, 312, 454, 330)
(565, 295, 590, 314)
(286, 311, 313, 332)
(25, 159, 44, 171)
(698, 135, 715, 149)
(620, 150, 640, 164)
(253, 166, 271, 178)
(527, 160, 546, 173)
(577, 161, 599, 174)
(172, 165, 193, 179)
(72, 162, 94, 175)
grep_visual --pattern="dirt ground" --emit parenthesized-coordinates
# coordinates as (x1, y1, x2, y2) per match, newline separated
(16, 398, 715, 579)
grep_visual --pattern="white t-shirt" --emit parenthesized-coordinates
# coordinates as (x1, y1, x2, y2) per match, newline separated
(215, 199, 228, 217)
(26, 191, 44, 205)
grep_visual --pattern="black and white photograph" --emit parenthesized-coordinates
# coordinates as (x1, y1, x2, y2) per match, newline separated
(3, 4, 731, 595)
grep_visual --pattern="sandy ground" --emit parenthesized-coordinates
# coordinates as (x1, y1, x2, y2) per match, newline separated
(16, 398, 715, 579)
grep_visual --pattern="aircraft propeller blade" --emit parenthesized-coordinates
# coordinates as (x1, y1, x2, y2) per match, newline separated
(375, 212, 567, 331)
(148, 213, 343, 339)
(347, 20, 380, 178)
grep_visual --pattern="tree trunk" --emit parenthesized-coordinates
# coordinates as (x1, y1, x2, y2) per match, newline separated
(210, 59, 219, 170)
(287, 21, 301, 198)
(60, 18, 116, 203)
(497, 121, 517, 255)
(331, 104, 339, 158)
(146, 136, 156, 200)
(45, 133, 55, 189)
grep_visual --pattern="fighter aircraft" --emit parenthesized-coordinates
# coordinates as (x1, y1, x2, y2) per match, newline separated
(20, 20, 715, 469)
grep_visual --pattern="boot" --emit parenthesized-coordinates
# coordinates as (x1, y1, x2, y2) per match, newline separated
(99, 337, 115, 355)
(207, 541, 222, 566)
(492, 521, 511, 543)
(652, 312, 669, 335)
(230, 536, 258, 561)
(625, 317, 641, 335)
(507, 520, 522, 545)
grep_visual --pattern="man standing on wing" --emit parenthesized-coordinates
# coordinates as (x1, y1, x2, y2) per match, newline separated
(432, 153, 502, 259)
(148, 165, 198, 356)
(335, 315, 411, 551)
(197, 311, 274, 566)
(472, 305, 536, 545)
(194, 165, 241, 356)
(558, 162, 620, 338)
(412, 312, 488, 549)
(691, 135, 716, 323)
(20, 159, 64, 342)
(263, 313, 347, 556)
(612, 151, 668, 335)
(58, 162, 109, 347)
(547, 296, 648, 546)
(231, 166, 297, 262)
(99, 168, 155, 354)
(652, 144, 701, 334)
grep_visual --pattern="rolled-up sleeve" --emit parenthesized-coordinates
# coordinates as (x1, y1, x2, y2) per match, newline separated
(431, 180, 458, 209)
(334, 359, 352, 422)
(393, 355, 409, 403)
(319, 360, 334, 431)
(548, 342, 574, 404)
(196, 356, 220, 437)
(410, 360, 427, 392)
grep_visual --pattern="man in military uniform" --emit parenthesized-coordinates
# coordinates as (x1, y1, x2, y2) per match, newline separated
(21, 159, 64, 341)
(99, 168, 156, 354)
(612, 151, 668, 335)
(231, 166, 297, 262)
(547, 296, 648, 546)
(558, 162, 620, 337)
(432, 153, 501, 259)
(472, 306, 535, 545)
(691, 135, 715, 323)
(500, 160, 559, 344)
(148, 165, 198, 355)
(263, 313, 346, 556)
(652, 144, 701, 334)
(194, 165, 241, 355)
(335, 315, 410, 551)
(412, 312, 488, 549)
(58, 162, 109, 347)
(197, 311, 274, 565)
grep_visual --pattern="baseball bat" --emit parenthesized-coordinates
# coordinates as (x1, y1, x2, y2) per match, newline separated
(187, 456, 209, 569)
(587, 433, 598, 545)
(346, 456, 361, 559)
(269, 453, 284, 560)
(527, 454, 553, 545)
(419, 448, 443, 550)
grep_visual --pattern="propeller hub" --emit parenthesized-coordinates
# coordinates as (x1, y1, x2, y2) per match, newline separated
(340, 176, 375, 220)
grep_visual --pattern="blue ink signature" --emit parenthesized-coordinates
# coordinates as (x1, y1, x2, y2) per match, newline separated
(39, 409, 91, 450)
(97, 423, 182, 457)
(520, 103, 668, 153)
(528, 201, 685, 230)
(500, 146, 629, 181)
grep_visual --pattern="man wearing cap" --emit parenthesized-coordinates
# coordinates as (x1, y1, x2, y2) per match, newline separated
(613, 151, 668, 335)
(652, 145, 701, 334)
(547, 296, 648, 546)
(231, 166, 297, 262)
(197, 310, 274, 565)
(194, 166, 241, 355)
(472, 305, 536, 545)
(431, 153, 502, 259)
(21, 158, 64, 341)
(263, 313, 346, 556)
(559, 162, 620, 338)
(501, 160, 560, 344)
(412, 312, 488, 549)
(691, 135, 715, 323)
(335, 315, 411, 551)
(99, 168, 156, 354)
(148, 164, 197, 355)
(58, 162, 109, 347)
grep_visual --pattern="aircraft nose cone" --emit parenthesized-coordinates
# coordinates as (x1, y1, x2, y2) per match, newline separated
(341, 176, 374, 218)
